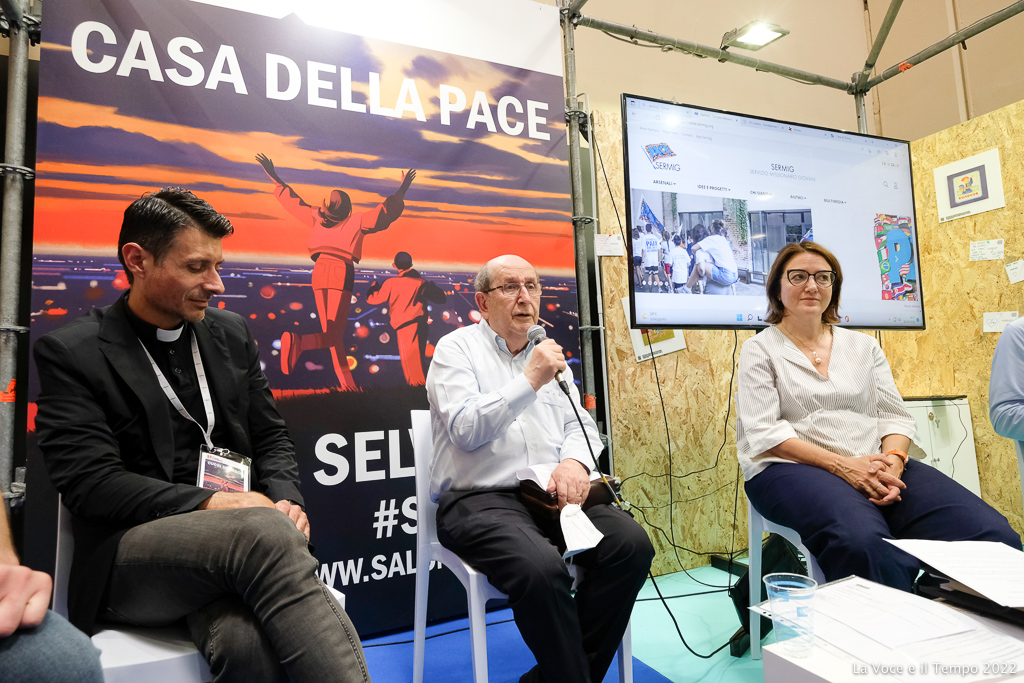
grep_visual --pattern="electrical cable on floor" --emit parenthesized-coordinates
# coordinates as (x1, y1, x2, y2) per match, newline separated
(647, 571, 732, 659)
(593, 128, 743, 657)
(363, 618, 516, 648)
(595, 130, 745, 573)
(636, 329, 740, 589)
(628, 505, 737, 560)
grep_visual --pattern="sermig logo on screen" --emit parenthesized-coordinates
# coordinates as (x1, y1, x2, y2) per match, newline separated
(643, 142, 680, 171)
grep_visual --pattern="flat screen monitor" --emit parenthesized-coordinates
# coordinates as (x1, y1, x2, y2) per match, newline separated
(622, 94, 924, 331)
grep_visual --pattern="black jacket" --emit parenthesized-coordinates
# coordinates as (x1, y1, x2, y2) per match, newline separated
(34, 294, 303, 634)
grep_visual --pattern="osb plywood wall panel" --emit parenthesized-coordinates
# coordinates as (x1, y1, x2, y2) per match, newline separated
(886, 99, 1024, 533)
(594, 100, 1024, 575)
(593, 111, 755, 576)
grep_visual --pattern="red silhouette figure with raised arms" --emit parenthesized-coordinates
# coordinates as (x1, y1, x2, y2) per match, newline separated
(257, 153, 416, 390)
(366, 251, 447, 386)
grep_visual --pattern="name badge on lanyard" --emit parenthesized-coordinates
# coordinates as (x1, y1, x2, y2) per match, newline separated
(198, 444, 251, 493)
(140, 331, 252, 492)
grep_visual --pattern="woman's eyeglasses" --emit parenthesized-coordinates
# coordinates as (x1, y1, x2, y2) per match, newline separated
(786, 270, 836, 287)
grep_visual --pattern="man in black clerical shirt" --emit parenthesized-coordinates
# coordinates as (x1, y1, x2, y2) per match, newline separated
(34, 188, 370, 683)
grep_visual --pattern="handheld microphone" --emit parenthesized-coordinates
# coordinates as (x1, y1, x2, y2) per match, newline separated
(526, 326, 627, 512)
(526, 325, 571, 396)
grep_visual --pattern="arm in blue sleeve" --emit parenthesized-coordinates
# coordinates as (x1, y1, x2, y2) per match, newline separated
(990, 321, 1024, 441)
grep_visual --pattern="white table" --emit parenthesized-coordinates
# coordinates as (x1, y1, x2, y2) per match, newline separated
(763, 607, 1024, 683)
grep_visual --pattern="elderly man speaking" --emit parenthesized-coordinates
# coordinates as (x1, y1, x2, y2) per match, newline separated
(426, 254, 653, 683)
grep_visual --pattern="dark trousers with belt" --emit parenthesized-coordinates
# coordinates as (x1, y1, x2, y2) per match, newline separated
(745, 460, 1021, 591)
(437, 489, 654, 683)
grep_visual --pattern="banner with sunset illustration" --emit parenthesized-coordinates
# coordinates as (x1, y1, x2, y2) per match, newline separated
(29, 0, 574, 634)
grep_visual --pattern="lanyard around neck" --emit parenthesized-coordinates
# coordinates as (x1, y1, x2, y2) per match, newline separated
(139, 330, 215, 448)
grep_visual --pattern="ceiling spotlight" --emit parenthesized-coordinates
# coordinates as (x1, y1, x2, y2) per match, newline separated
(720, 21, 789, 51)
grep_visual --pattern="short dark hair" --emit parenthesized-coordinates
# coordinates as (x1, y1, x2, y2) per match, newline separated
(394, 251, 413, 270)
(118, 187, 234, 284)
(764, 241, 843, 324)
(689, 224, 709, 243)
(672, 235, 682, 246)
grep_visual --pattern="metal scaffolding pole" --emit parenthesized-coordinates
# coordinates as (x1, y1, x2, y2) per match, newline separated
(573, 13, 853, 93)
(855, 92, 869, 134)
(0, 0, 32, 503)
(560, 2, 598, 420)
(864, 0, 1024, 91)
(854, 0, 905, 94)
(567, 0, 589, 15)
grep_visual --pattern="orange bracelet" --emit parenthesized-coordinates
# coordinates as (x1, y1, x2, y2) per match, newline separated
(885, 448, 909, 463)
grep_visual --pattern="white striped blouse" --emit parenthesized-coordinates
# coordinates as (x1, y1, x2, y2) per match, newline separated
(736, 325, 923, 481)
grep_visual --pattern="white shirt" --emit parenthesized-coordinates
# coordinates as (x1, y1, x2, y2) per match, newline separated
(695, 235, 738, 273)
(426, 319, 601, 501)
(736, 325, 923, 480)
(668, 246, 690, 283)
(642, 234, 661, 267)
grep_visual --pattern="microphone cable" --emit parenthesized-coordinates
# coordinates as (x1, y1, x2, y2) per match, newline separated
(593, 129, 749, 658)
(528, 323, 625, 509)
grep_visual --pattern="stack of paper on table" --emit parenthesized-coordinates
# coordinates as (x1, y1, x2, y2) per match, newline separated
(754, 575, 1024, 682)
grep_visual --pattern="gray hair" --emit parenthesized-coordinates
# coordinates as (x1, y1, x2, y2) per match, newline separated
(474, 263, 493, 292)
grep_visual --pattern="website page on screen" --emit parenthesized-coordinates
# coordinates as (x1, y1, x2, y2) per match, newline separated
(624, 95, 924, 330)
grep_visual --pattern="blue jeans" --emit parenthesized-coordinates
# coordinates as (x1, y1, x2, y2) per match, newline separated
(709, 264, 738, 285)
(0, 611, 103, 683)
(100, 507, 370, 683)
(746, 460, 1020, 591)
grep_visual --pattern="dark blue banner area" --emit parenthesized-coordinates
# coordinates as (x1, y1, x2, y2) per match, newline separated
(280, 385, 467, 636)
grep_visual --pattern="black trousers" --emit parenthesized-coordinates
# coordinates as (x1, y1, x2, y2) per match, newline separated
(437, 489, 654, 683)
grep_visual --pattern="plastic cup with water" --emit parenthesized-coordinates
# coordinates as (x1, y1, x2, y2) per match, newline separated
(763, 572, 816, 656)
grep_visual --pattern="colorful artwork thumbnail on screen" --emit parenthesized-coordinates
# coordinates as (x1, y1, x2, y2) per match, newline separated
(875, 214, 918, 301)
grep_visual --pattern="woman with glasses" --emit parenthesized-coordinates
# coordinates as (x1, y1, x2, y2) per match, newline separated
(736, 242, 1017, 591)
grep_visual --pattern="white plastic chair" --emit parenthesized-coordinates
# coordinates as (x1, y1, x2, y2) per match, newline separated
(747, 500, 825, 660)
(54, 502, 213, 682)
(55, 502, 345, 682)
(410, 410, 632, 683)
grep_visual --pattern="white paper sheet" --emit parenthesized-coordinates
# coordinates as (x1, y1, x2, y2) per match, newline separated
(758, 577, 1024, 682)
(984, 311, 1019, 333)
(885, 539, 1024, 608)
(619, 297, 687, 362)
(1006, 259, 1024, 285)
(594, 234, 625, 257)
(812, 578, 974, 648)
(970, 239, 1005, 261)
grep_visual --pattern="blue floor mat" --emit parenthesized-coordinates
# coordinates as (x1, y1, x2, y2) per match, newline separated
(362, 608, 672, 683)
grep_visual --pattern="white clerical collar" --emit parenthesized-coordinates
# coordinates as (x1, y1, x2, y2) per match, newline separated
(156, 325, 185, 342)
